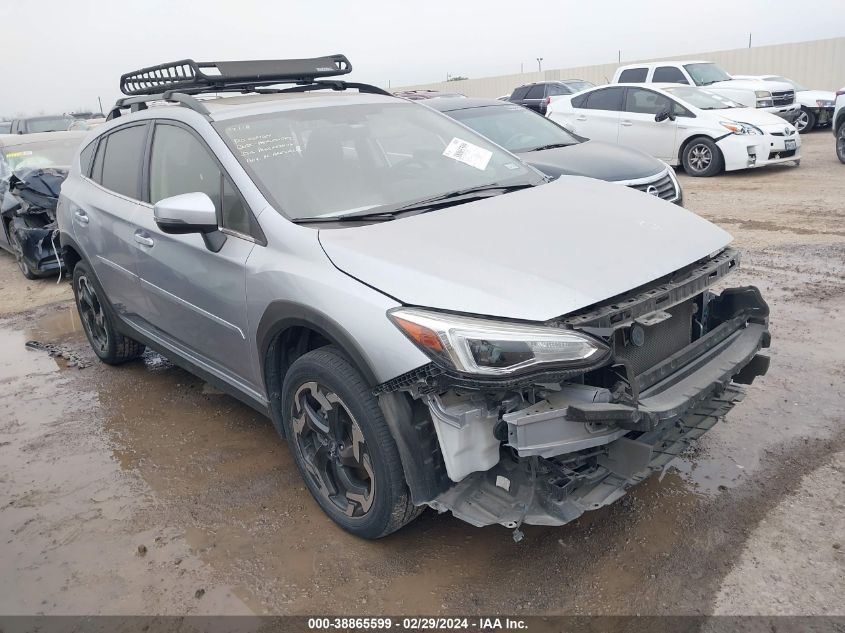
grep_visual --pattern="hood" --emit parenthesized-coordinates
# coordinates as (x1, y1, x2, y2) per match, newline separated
(319, 177, 732, 322)
(796, 89, 836, 104)
(721, 107, 797, 130)
(712, 78, 792, 93)
(517, 140, 665, 181)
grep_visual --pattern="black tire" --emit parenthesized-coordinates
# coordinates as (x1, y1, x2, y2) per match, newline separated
(682, 137, 724, 177)
(794, 108, 816, 133)
(281, 346, 422, 539)
(837, 122, 845, 165)
(72, 260, 145, 365)
(7, 224, 39, 280)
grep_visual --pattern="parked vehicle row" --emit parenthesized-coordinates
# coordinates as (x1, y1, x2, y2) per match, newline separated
(547, 83, 800, 177)
(51, 55, 770, 539)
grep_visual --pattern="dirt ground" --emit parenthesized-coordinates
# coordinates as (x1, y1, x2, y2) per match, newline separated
(0, 132, 843, 618)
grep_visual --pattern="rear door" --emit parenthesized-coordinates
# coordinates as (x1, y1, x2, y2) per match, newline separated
(571, 87, 626, 142)
(618, 87, 678, 160)
(131, 120, 259, 387)
(522, 84, 547, 113)
(71, 123, 150, 318)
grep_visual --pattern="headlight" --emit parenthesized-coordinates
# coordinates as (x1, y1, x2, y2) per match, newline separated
(754, 91, 774, 108)
(389, 307, 609, 376)
(720, 120, 763, 135)
(816, 99, 835, 107)
(754, 90, 772, 99)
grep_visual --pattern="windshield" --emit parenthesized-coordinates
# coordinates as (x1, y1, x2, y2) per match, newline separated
(217, 101, 542, 221)
(447, 104, 579, 152)
(665, 86, 744, 110)
(1, 137, 81, 176)
(683, 63, 732, 86)
(25, 117, 72, 133)
(563, 80, 594, 92)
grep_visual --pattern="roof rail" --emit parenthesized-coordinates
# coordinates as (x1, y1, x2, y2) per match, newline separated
(119, 55, 352, 96)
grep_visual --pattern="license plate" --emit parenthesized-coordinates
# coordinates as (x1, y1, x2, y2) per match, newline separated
(785, 139, 796, 150)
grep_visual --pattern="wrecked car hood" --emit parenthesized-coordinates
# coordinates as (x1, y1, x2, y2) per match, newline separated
(319, 176, 732, 322)
(518, 140, 665, 181)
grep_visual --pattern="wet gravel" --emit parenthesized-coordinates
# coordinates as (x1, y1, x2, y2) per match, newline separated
(0, 132, 843, 617)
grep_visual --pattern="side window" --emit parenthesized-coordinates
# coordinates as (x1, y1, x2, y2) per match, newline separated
(547, 84, 571, 96)
(79, 140, 96, 177)
(525, 85, 546, 99)
(510, 86, 530, 100)
(584, 87, 625, 111)
(625, 88, 672, 115)
(149, 124, 251, 236)
(618, 68, 648, 83)
(100, 125, 147, 198)
(91, 137, 107, 184)
(571, 93, 588, 108)
(653, 66, 689, 84)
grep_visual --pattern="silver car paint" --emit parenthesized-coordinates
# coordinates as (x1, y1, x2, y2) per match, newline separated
(320, 176, 731, 322)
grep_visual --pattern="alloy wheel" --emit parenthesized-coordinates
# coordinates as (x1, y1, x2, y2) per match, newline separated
(76, 275, 109, 354)
(290, 381, 375, 518)
(838, 126, 845, 162)
(794, 110, 810, 133)
(8, 230, 32, 277)
(689, 144, 712, 173)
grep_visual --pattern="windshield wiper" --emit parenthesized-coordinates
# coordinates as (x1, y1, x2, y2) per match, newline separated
(528, 143, 572, 152)
(388, 182, 536, 215)
(291, 212, 397, 224)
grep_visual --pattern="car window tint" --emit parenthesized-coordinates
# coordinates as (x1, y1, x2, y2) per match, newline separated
(100, 125, 146, 198)
(653, 66, 688, 84)
(584, 87, 625, 111)
(571, 93, 588, 108)
(547, 84, 571, 96)
(91, 137, 106, 184)
(625, 88, 672, 115)
(79, 141, 96, 177)
(150, 124, 251, 235)
(510, 86, 529, 100)
(525, 85, 546, 99)
(618, 68, 648, 83)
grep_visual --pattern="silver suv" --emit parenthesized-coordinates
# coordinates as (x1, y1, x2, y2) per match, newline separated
(58, 56, 771, 539)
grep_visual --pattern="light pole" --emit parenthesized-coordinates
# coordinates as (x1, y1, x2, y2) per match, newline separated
(536, 57, 543, 73)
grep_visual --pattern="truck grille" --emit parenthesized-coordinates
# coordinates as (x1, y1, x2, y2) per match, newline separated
(626, 171, 678, 202)
(772, 90, 795, 106)
(612, 301, 694, 376)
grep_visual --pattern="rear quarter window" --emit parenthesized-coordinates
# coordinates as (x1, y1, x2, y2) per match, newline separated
(79, 141, 96, 177)
(510, 86, 530, 100)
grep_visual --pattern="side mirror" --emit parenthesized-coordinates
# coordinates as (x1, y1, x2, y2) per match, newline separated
(654, 109, 676, 123)
(153, 192, 227, 252)
(153, 192, 217, 234)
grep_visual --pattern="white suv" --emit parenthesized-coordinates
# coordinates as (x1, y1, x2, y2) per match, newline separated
(612, 61, 800, 123)
(835, 86, 845, 163)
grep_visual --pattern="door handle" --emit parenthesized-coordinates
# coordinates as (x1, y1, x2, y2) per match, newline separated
(73, 210, 89, 225)
(575, 115, 587, 121)
(134, 232, 154, 248)
(620, 120, 633, 126)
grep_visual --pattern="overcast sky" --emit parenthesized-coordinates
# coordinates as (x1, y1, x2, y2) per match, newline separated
(2, 0, 843, 117)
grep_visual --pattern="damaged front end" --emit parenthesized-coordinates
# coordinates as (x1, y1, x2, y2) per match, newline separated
(378, 247, 770, 529)
(1, 167, 67, 278)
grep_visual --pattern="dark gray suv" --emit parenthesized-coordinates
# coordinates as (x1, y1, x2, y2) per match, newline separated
(57, 56, 771, 539)
(509, 80, 594, 115)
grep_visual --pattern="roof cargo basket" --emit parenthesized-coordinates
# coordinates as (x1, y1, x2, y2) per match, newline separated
(120, 54, 353, 96)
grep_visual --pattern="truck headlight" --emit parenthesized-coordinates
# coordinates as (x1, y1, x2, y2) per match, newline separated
(720, 121, 763, 135)
(389, 308, 609, 376)
(816, 99, 835, 107)
(754, 91, 774, 108)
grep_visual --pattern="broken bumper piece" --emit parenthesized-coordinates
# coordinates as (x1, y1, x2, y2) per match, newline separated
(430, 321, 770, 528)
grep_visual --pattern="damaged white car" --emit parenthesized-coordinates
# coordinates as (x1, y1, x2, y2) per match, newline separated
(58, 56, 771, 539)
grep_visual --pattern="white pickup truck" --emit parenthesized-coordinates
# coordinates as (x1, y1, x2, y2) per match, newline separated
(612, 61, 800, 123)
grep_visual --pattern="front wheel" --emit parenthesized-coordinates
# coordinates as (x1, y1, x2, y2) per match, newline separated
(7, 225, 38, 280)
(837, 123, 845, 164)
(281, 347, 421, 539)
(72, 260, 145, 364)
(794, 108, 815, 133)
(682, 137, 724, 177)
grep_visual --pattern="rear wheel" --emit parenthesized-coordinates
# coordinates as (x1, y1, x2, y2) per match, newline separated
(794, 108, 815, 133)
(281, 347, 421, 539)
(73, 260, 145, 364)
(682, 137, 723, 177)
(837, 122, 845, 164)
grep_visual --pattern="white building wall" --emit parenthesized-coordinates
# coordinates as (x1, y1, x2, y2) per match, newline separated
(396, 37, 845, 98)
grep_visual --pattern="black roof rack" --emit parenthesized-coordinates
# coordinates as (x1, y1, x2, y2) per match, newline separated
(107, 55, 393, 120)
(120, 55, 353, 96)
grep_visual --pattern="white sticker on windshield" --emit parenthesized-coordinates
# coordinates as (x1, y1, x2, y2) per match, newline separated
(442, 137, 492, 171)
